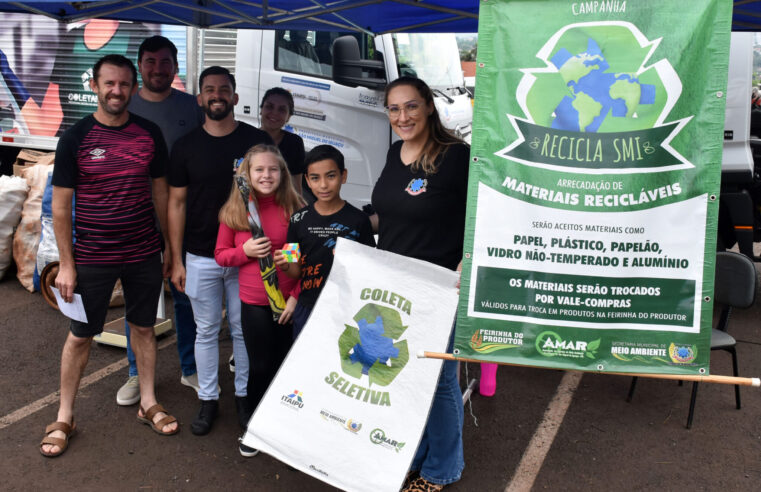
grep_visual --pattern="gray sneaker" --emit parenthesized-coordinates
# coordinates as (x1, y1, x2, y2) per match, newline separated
(181, 373, 221, 395)
(181, 373, 200, 392)
(116, 375, 140, 406)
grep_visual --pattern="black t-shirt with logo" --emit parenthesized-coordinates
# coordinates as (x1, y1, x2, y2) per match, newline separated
(371, 140, 470, 270)
(287, 202, 375, 307)
(168, 122, 272, 258)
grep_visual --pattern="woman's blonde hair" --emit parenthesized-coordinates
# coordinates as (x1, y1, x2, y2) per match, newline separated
(384, 76, 464, 175)
(218, 144, 305, 231)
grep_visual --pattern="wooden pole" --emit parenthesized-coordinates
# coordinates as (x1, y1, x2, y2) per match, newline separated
(417, 351, 761, 387)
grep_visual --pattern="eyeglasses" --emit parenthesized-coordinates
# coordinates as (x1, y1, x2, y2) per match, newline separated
(384, 101, 423, 119)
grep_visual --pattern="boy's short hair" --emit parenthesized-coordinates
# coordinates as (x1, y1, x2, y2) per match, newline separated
(138, 35, 178, 64)
(305, 144, 345, 172)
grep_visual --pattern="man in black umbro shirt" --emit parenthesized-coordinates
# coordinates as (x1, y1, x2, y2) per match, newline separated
(41, 54, 176, 458)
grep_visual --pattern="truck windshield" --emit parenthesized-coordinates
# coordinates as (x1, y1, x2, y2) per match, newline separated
(392, 33, 464, 89)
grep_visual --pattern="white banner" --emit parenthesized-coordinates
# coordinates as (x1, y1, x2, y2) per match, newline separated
(243, 238, 459, 492)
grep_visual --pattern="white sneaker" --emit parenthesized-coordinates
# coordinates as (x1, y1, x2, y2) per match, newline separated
(181, 373, 221, 395)
(116, 375, 140, 406)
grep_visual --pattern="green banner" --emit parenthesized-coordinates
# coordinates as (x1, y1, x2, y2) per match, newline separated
(455, 0, 731, 375)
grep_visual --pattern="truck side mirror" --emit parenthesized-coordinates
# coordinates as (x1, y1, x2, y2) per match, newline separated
(332, 35, 386, 90)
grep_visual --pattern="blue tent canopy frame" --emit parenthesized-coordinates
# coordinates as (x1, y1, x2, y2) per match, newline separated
(0, 1, 759, 33)
(0, 0, 478, 34)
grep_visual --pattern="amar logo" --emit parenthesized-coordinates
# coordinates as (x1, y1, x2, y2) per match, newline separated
(498, 22, 692, 173)
(338, 302, 409, 387)
(536, 331, 600, 359)
(369, 428, 405, 453)
(668, 343, 697, 364)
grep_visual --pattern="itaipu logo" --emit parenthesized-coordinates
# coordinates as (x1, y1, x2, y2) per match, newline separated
(280, 389, 304, 410)
(325, 295, 411, 407)
(369, 428, 405, 453)
(498, 22, 692, 174)
(668, 343, 697, 364)
(536, 331, 600, 360)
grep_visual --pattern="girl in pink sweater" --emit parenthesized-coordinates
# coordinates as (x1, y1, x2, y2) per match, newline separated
(215, 145, 304, 454)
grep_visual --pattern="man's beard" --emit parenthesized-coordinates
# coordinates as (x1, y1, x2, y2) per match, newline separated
(142, 74, 173, 94)
(204, 100, 233, 121)
(99, 93, 128, 116)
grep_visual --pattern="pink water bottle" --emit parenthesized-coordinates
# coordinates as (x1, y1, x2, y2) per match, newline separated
(479, 363, 498, 397)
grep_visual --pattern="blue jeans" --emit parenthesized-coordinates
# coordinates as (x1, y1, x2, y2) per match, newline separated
(410, 333, 464, 485)
(185, 253, 248, 399)
(126, 268, 197, 377)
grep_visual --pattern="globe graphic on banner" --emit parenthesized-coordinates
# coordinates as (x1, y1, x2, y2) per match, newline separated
(550, 38, 656, 133)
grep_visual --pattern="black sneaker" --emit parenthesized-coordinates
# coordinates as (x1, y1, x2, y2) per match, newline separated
(238, 435, 259, 457)
(191, 399, 219, 436)
(235, 395, 253, 429)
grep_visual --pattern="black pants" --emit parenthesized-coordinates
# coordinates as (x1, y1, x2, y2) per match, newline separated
(240, 302, 293, 409)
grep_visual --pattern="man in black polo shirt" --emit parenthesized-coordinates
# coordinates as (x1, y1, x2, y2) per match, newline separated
(168, 66, 272, 436)
(40, 54, 177, 458)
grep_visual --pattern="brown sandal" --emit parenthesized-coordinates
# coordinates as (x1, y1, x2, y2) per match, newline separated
(137, 403, 179, 436)
(40, 420, 76, 457)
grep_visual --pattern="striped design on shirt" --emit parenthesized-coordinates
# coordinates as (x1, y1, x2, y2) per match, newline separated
(73, 121, 161, 264)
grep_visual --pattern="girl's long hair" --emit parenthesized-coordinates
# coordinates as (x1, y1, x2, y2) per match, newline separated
(218, 144, 305, 231)
(384, 76, 463, 174)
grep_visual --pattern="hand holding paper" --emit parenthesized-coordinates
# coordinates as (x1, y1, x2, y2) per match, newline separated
(51, 286, 88, 323)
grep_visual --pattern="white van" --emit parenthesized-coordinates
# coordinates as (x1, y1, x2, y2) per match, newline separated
(233, 29, 473, 206)
(718, 32, 761, 259)
(0, 15, 473, 206)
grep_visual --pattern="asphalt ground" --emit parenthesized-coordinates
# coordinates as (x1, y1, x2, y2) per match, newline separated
(1, 261, 760, 491)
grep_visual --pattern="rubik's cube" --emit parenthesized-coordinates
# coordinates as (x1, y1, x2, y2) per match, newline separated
(281, 243, 301, 262)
